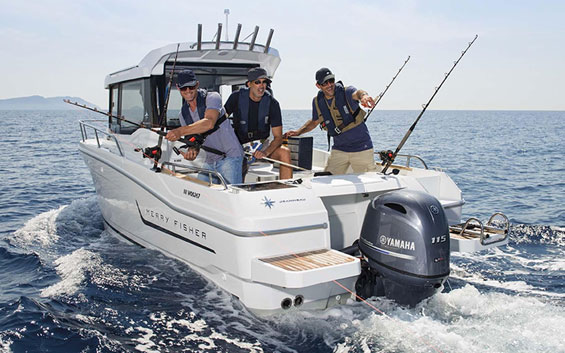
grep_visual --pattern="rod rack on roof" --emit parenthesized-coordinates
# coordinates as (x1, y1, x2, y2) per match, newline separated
(215, 23, 222, 49)
(264, 29, 274, 53)
(197, 24, 202, 50)
(191, 24, 274, 52)
(233, 23, 242, 49)
(249, 26, 259, 51)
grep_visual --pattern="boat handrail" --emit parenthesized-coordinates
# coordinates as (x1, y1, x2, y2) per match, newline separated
(79, 120, 124, 157)
(375, 152, 429, 169)
(161, 162, 229, 190)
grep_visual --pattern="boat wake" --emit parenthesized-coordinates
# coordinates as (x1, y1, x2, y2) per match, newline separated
(1, 201, 564, 353)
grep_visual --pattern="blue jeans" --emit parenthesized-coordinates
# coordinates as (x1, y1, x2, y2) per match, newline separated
(198, 156, 243, 185)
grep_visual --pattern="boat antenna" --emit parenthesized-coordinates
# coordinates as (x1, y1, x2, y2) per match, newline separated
(381, 35, 478, 175)
(152, 43, 181, 171)
(224, 9, 230, 41)
(364, 55, 410, 122)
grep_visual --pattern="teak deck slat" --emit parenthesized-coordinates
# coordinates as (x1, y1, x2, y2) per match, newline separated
(260, 249, 354, 272)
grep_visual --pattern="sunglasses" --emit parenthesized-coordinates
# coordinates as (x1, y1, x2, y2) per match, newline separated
(321, 78, 335, 86)
(253, 79, 269, 85)
(179, 85, 197, 92)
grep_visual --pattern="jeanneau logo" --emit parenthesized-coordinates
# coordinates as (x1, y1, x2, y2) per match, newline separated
(262, 196, 275, 209)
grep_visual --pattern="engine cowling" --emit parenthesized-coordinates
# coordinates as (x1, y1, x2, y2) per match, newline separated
(356, 189, 450, 306)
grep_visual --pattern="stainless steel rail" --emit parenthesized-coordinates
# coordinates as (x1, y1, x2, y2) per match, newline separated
(79, 120, 124, 156)
(375, 152, 429, 169)
(161, 162, 229, 190)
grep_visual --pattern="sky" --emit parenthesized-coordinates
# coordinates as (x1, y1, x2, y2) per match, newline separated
(1, 0, 564, 110)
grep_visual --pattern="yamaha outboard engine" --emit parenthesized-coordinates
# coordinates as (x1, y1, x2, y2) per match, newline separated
(356, 190, 450, 306)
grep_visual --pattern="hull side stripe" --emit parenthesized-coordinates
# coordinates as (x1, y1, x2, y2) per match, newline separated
(103, 218, 144, 247)
(136, 201, 216, 254)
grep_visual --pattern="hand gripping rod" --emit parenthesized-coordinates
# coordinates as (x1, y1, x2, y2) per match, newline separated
(381, 35, 478, 174)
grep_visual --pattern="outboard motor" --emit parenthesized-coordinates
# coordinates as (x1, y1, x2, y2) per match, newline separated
(356, 190, 450, 306)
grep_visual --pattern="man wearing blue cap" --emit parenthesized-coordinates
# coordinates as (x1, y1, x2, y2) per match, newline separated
(284, 67, 377, 175)
(224, 67, 293, 180)
(166, 69, 244, 184)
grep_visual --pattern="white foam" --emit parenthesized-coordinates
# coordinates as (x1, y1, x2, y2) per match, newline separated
(12, 205, 65, 246)
(0, 335, 13, 353)
(133, 310, 265, 352)
(40, 248, 130, 298)
(133, 327, 159, 353)
(325, 285, 565, 353)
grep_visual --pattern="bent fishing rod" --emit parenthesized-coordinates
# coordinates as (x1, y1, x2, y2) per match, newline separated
(364, 55, 410, 121)
(381, 35, 478, 174)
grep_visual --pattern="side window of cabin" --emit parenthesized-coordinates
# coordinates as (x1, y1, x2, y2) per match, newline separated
(166, 86, 182, 128)
(120, 80, 148, 133)
(110, 86, 120, 133)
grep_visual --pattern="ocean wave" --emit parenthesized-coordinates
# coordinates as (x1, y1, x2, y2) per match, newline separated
(510, 224, 565, 245)
(40, 247, 152, 298)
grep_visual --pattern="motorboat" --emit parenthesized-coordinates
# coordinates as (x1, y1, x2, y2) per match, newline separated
(77, 24, 509, 315)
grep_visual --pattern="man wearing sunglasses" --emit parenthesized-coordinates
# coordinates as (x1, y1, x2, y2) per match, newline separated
(284, 67, 377, 175)
(224, 67, 293, 180)
(166, 69, 244, 184)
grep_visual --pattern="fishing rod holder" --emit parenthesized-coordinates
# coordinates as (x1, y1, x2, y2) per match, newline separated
(192, 24, 274, 53)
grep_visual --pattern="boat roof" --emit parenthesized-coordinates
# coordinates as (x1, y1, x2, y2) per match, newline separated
(104, 40, 281, 88)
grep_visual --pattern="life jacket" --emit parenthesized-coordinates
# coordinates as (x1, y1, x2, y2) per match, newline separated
(179, 89, 226, 156)
(180, 89, 208, 126)
(233, 87, 272, 144)
(313, 81, 367, 137)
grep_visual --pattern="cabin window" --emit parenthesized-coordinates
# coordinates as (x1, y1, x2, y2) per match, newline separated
(109, 86, 120, 132)
(120, 80, 150, 132)
(165, 86, 182, 128)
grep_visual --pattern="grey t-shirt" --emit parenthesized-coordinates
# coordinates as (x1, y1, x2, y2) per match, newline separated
(179, 92, 243, 162)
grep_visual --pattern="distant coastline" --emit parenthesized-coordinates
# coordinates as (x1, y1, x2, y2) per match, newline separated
(0, 95, 98, 110)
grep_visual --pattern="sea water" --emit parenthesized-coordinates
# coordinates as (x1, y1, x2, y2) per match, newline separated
(0, 110, 563, 353)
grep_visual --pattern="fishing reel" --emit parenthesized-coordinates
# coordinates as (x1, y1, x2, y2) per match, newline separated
(143, 145, 162, 161)
(243, 141, 263, 165)
(172, 134, 204, 155)
(378, 150, 394, 165)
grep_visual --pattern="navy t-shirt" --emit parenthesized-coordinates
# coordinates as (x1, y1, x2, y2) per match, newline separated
(224, 90, 283, 132)
(311, 85, 373, 152)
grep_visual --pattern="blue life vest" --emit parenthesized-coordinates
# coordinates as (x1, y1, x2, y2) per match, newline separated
(233, 87, 271, 144)
(180, 89, 207, 124)
(179, 89, 227, 156)
(314, 82, 364, 137)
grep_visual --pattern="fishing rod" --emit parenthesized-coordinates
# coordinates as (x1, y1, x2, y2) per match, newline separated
(364, 55, 410, 121)
(381, 35, 478, 174)
(65, 99, 201, 150)
(153, 43, 181, 171)
(65, 99, 164, 132)
(244, 151, 310, 172)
